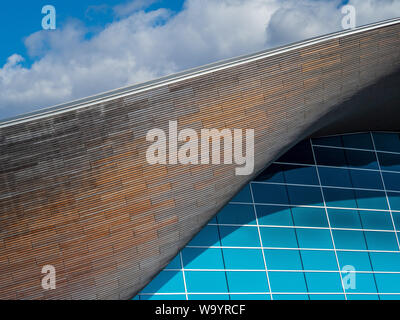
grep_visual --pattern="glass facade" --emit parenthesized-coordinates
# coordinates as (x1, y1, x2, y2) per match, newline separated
(135, 132, 400, 300)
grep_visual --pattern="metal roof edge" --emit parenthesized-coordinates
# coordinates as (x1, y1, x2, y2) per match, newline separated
(1, 17, 399, 128)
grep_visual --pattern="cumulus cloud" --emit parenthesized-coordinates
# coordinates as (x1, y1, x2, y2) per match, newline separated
(266, 0, 342, 46)
(266, 0, 400, 46)
(0, 0, 399, 119)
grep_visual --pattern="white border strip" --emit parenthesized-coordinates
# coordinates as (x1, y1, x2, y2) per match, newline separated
(1, 18, 399, 128)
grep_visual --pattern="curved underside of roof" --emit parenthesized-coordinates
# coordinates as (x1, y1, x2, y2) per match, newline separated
(0, 18, 399, 299)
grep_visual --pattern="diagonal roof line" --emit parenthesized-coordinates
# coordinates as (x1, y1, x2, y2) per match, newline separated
(1, 17, 399, 128)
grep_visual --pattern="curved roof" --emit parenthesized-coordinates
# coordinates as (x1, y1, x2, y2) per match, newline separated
(1, 17, 399, 127)
(0, 18, 399, 299)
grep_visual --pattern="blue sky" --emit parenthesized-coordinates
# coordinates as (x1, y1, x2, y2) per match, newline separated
(0, 0, 398, 120)
(0, 0, 185, 66)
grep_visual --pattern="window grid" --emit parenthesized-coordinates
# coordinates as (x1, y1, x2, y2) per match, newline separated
(310, 138, 347, 299)
(249, 182, 273, 300)
(274, 161, 400, 177)
(229, 201, 400, 214)
(137, 132, 400, 300)
(370, 132, 400, 251)
(179, 251, 189, 300)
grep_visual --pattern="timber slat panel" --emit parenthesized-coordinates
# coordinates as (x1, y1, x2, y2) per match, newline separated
(0, 20, 400, 299)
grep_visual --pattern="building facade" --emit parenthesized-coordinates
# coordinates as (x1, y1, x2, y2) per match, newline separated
(0, 19, 399, 299)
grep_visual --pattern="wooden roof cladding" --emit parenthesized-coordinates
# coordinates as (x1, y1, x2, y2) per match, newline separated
(0, 19, 399, 299)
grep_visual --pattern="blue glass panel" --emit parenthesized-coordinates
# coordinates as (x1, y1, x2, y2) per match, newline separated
(375, 273, 400, 294)
(300, 250, 338, 271)
(254, 163, 286, 183)
(343, 273, 377, 294)
(359, 210, 393, 230)
(296, 228, 333, 249)
(333, 230, 367, 250)
(223, 248, 265, 270)
(382, 172, 400, 191)
(392, 212, 400, 230)
(378, 152, 400, 172)
(342, 133, 373, 150)
(314, 146, 347, 167)
(209, 217, 217, 224)
(256, 205, 293, 226)
(323, 187, 357, 208)
(286, 185, 323, 206)
(255, 163, 285, 183)
(226, 271, 269, 293)
(354, 190, 388, 210)
(388, 192, 400, 210)
(182, 248, 224, 270)
(217, 204, 256, 225)
(165, 255, 182, 269)
(372, 132, 400, 153)
(318, 167, 352, 188)
(273, 294, 309, 300)
(347, 294, 379, 300)
(305, 272, 343, 293)
(251, 183, 288, 204)
(369, 252, 400, 272)
(328, 209, 361, 229)
(313, 136, 343, 147)
(140, 294, 186, 300)
(349, 170, 383, 190)
(283, 165, 319, 185)
(345, 149, 378, 169)
(309, 294, 345, 300)
(264, 249, 303, 270)
(188, 225, 221, 247)
(337, 251, 372, 271)
(219, 226, 260, 247)
(231, 185, 252, 202)
(364, 231, 399, 251)
(268, 272, 308, 293)
(277, 140, 314, 165)
(231, 294, 270, 300)
(141, 271, 185, 294)
(260, 227, 298, 248)
(185, 271, 228, 293)
(291, 207, 328, 228)
(379, 294, 400, 300)
(188, 294, 230, 300)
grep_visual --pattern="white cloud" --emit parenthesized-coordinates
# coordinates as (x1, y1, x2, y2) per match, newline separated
(266, 0, 342, 46)
(113, 0, 159, 17)
(349, 0, 400, 26)
(0, 0, 399, 119)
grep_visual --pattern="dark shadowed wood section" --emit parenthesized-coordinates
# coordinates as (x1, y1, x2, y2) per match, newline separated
(0, 19, 400, 299)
